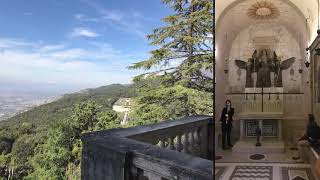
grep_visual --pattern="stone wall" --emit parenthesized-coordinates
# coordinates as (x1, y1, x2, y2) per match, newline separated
(282, 117, 306, 146)
(308, 34, 320, 125)
(81, 116, 213, 180)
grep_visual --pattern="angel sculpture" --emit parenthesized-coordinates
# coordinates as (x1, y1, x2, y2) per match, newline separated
(256, 49, 273, 87)
(235, 49, 295, 88)
(272, 52, 295, 87)
(235, 50, 258, 87)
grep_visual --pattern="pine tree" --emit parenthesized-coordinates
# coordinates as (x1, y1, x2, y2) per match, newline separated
(128, 0, 213, 124)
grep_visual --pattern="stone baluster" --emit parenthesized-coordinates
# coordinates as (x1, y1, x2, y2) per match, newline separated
(168, 136, 176, 151)
(189, 130, 195, 153)
(200, 125, 208, 157)
(175, 134, 183, 152)
(192, 128, 201, 155)
(182, 132, 190, 153)
(194, 128, 199, 145)
(159, 140, 165, 148)
(197, 127, 202, 146)
(130, 166, 143, 180)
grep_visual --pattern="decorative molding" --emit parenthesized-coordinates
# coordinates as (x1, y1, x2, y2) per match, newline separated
(247, 1, 280, 20)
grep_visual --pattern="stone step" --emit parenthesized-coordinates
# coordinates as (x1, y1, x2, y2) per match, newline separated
(233, 140, 285, 153)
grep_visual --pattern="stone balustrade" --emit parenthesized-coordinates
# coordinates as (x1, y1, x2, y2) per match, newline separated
(81, 115, 213, 180)
(128, 117, 209, 158)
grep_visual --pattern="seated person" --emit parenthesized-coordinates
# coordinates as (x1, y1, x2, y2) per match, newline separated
(298, 114, 320, 161)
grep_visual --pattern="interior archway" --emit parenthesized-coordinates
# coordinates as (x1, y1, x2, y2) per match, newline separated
(215, 0, 312, 147)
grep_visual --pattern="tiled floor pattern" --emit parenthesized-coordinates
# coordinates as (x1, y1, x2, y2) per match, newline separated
(215, 163, 316, 180)
(215, 147, 317, 180)
(215, 148, 302, 163)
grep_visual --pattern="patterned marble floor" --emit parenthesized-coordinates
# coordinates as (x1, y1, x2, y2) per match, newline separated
(215, 163, 316, 180)
(216, 147, 303, 163)
(215, 147, 318, 180)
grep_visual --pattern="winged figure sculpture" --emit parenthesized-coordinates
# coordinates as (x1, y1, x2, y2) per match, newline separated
(234, 49, 295, 88)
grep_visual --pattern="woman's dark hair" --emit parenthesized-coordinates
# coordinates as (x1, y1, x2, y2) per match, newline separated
(225, 99, 232, 107)
(309, 114, 315, 122)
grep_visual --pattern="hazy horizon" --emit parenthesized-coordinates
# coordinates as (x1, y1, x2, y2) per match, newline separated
(0, 81, 133, 96)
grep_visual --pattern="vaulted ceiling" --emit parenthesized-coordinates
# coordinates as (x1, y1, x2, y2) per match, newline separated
(215, 0, 318, 60)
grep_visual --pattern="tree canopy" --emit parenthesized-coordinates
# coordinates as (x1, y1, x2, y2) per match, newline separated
(128, 0, 213, 124)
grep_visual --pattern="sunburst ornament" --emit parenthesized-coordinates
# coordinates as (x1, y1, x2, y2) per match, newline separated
(247, 1, 280, 20)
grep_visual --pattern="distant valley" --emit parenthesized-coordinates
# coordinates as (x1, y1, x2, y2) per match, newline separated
(0, 95, 61, 121)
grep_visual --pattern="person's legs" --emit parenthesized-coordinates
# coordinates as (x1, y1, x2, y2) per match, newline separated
(298, 140, 309, 161)
(221, 126, 226, 149)
(227, 125, 232, 147)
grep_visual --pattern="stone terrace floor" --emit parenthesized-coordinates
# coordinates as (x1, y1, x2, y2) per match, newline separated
(215, 146, 318, 180)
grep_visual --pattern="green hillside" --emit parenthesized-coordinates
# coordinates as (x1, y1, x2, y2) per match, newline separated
(0, 84, 136, 179)
(0, 84, 135, 131)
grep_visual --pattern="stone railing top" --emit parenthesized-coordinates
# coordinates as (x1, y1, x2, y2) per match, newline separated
(81, 115, 213, 180)
(85, 115, 212, 138)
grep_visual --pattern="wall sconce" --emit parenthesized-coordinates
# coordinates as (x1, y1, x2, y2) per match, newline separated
(224, 58, 228, 74)
(305, 48, 310, 68)
(305, 61, 310, 68)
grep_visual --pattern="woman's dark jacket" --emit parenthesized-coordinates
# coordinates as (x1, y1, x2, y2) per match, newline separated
(307, 121, 320, 145)
(220, 107, 234, 127)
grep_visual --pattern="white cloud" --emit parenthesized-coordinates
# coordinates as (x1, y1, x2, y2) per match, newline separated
(39, 44, 66, 52)
(48, 48, 87, 59)
(76, 1, 147, 38)
(0, 38, 36, 49)
(71, 27, 100, 38)
(0, 38, 140, 91)
(102, 11, 124, 21)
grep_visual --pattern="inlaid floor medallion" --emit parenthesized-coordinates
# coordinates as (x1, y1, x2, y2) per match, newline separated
(249, 154, 266, 160)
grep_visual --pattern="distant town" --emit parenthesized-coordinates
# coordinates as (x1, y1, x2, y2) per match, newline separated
(0, 95, 61, 121)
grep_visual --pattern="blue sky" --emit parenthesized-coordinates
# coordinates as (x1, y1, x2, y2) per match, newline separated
(0, 0, 171, 95)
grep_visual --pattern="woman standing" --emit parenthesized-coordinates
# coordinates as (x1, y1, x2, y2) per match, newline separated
(220, 99, 234, 150)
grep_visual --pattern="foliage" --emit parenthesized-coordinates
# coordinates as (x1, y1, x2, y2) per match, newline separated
(29, 101, 119, 179)
(0, 137, 14, 155)
(0, 84, 131, 179)
(128, 0, 213, 125)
